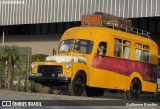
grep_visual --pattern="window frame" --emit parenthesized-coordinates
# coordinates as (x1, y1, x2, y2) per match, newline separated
(123, 40, 131, 59)
(114, 38, 131, 59)
(143, 45, 150, 63)
(58, 39, 74, 53)
(114, 38, 122, 58)
(135, 43, 150, 63)
(73, 39, 94, 54)
(135, 43, 143, 62)
(97, 41, 107, 56)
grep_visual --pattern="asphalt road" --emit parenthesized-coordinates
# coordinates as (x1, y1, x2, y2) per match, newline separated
(0, 90, 159, 109)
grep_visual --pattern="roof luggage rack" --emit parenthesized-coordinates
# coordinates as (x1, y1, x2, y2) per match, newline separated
(81, 12, 150, 38)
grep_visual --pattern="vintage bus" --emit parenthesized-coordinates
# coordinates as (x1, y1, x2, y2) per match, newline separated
(29, 14, 158, 101)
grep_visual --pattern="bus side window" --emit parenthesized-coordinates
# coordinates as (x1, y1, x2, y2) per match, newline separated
(114, 38, 122, 57)
(135, 43, 142, 61)
(97, 42, 107, 56)
(123, 40, 131, 59)
(143, 51, 149, 62)
(143, 45, 150, 63)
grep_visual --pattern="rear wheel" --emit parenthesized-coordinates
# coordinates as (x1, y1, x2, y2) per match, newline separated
(34, 82, 50, 93)
(68, 72, 86, 96)
(122, 79, 141, 101)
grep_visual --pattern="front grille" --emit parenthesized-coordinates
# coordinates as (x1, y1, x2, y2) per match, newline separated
(38, 65, 62, 77)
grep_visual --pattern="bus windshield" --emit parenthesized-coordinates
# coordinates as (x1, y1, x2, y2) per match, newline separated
(73, 39, 93, 54)
(59, 39, 93, 54)
(59, 39, 74, 53)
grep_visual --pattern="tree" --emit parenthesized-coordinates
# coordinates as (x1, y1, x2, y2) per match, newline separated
(15, 55, 31, 91)
(0, 46, 20, 90)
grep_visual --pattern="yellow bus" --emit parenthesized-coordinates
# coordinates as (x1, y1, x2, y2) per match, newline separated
(29, 15, 158, 101)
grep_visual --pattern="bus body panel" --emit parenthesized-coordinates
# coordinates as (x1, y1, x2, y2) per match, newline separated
(30, 26, 158, 94)
(59, 27, 158, 93)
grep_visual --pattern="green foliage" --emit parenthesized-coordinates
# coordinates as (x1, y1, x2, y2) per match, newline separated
(0, 46, 20, 89)
(1, 46, 19, 57)
(0, 46, 48, 91)
(0, 46, 20, 67)
(0, 62, 4, 89)
(13, 55, 30, 91)
(31, 54, 48, 62)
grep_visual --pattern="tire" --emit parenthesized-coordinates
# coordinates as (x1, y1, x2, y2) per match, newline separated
(34, 82, 50, 93)
(86, 86, 105, 97)
(68, 72, 86, 96)
(122, 79, 141, 101)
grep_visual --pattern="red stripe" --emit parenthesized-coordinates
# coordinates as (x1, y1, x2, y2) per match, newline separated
(91, 56, 157, 83)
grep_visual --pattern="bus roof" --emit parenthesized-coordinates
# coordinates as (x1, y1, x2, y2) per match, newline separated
(62, 26, 158, 47)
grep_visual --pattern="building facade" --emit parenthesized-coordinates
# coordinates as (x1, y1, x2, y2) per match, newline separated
(0, 0, 160, 25)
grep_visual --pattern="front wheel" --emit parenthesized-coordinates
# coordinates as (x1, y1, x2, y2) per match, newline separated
(68, 72, 86, 96)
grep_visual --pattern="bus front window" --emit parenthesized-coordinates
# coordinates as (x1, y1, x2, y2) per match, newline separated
(73, 39, 93, 54)
(59, 39, 74, 53)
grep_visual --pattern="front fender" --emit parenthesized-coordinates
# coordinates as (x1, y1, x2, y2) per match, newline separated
(71, 62, 90, 84)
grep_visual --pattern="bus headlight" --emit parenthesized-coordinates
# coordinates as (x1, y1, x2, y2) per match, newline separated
(66, 63, 71, 69)
(31, 62, 36, 69)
